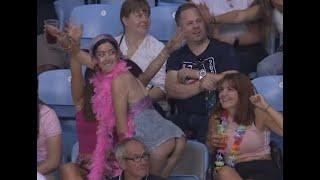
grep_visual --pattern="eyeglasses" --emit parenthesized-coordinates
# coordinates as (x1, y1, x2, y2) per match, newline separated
(95, 49, 117, 60)
(124, 152, 150, 163)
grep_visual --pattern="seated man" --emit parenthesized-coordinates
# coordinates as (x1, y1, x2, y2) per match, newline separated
(113, 138, 165, 180)
(165, 3, 240, 143)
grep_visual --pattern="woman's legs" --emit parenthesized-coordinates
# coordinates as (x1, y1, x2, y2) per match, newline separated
(149, 139, 176, 176)
(60, 163, 86, 180)
(160, 137, 186, 177)
(149, 137, 186, 178)
(217, 166, 243, 180)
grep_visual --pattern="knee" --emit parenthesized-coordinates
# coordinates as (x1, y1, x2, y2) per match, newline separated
(152, 139, 176, 158)
(174, 137, 186, 154)
(59, 163, 82, 180)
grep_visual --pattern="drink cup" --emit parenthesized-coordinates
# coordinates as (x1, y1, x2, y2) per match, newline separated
(44, 19, 59, 44)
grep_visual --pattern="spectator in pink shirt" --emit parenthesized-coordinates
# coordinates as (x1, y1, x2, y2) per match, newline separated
(37, 100, 62, 180)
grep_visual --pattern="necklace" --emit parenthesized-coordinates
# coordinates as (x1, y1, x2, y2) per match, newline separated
(214, 111, 247, 169)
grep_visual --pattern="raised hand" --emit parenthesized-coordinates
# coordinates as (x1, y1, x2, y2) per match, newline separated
(165, 31, 185, 54)
(197, 3, 212, 25)
(250, 94, 269, 111)
(200, 74, 216, 91)
(64, 22, 83, 45)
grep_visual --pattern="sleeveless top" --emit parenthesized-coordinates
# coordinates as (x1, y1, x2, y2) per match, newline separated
(224, 119, 270, 161)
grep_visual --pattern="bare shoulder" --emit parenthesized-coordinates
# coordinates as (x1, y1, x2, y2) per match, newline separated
(112, 71, 134, 85)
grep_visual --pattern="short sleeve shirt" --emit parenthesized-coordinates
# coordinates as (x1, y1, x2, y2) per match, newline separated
(166, 38, 240, 114)
(37, 104, 62, 162)
(115, 34, 166, 91)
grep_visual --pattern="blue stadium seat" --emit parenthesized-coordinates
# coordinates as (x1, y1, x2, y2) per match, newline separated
(157, 0, 185, 6)
(70, 4, 123, 49)
(171, 140, 209, 180)
(53, 0, 85, 30)
(149, 5, 178, 42)
(61, 120, 78, 163)
(251, 75, 283, 112)
(38, 69, 76, 120)
(71, 141, 79, 163)
(100, 0, 155, 7)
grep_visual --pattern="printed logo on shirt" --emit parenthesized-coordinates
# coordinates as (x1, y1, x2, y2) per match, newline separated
(182, 57, 217, 74)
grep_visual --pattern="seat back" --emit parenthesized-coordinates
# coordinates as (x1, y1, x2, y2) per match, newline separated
(38, 69, 73, 106)
(100, 0, 155, 7)
(53, 0, 85, 29)
(70, 4, 123, 38)
(171, 140, 209, 180)
(149, 5, 178, 42)
(38, 69, 76, 119)
(71, 141, 79, 163)
(251, 75, 283, 111)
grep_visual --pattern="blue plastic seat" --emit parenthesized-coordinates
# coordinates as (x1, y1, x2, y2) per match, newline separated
(70, 4, 123, 49)
(251, 75, 283, 112)
(100, 0, 155, 7)
(71, 141, 79, 163)
(53, 0, 85, 30)
(171, 140, 209, 180)
(38, 69, 76, 119)
(157, 0, 185, 6)
(149, 5, 179, 42)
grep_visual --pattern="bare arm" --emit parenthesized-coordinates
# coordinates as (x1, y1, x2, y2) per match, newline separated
(138, 48, 170, 86)
(263, 106, 283, 136)
(138, 33, 184, 86)
(214, 5, 263, 24)
(37, 135, 62, 174)
(165, 70, 202, 99)
(112, 73, 130, 139)
(250, 94, 283, 136)
(148, 87, 165, 102)
(70, 58, 86, 111)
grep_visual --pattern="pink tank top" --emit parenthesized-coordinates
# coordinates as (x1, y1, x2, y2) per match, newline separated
(224, 120, 270, 161)
(76, 110, 98, 154)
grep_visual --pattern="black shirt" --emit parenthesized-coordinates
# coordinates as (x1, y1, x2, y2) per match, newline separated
(166, 38, 240, 115)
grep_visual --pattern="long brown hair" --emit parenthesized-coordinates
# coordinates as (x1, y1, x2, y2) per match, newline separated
(211, 73, 256, 126)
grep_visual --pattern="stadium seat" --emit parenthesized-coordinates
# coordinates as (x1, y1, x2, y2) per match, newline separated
(70, 4, 123, 49)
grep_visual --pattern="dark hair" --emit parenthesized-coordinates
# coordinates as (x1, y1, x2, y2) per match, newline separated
(83, 68, 96, 121)
(84, 34, 122, 121)
(120, 0, 151, 30)
(212, 73, 256, 126)
(174, 2, 198, 26)
(92, 38, 119, 58)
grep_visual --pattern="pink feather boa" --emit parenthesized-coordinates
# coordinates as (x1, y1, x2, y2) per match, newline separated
(88, 60, 135, 180)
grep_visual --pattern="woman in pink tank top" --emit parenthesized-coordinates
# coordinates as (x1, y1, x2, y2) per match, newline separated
(207, 73, 283, 180)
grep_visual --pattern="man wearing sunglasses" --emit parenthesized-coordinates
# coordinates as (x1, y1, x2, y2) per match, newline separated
(113, 138, 165, 180)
